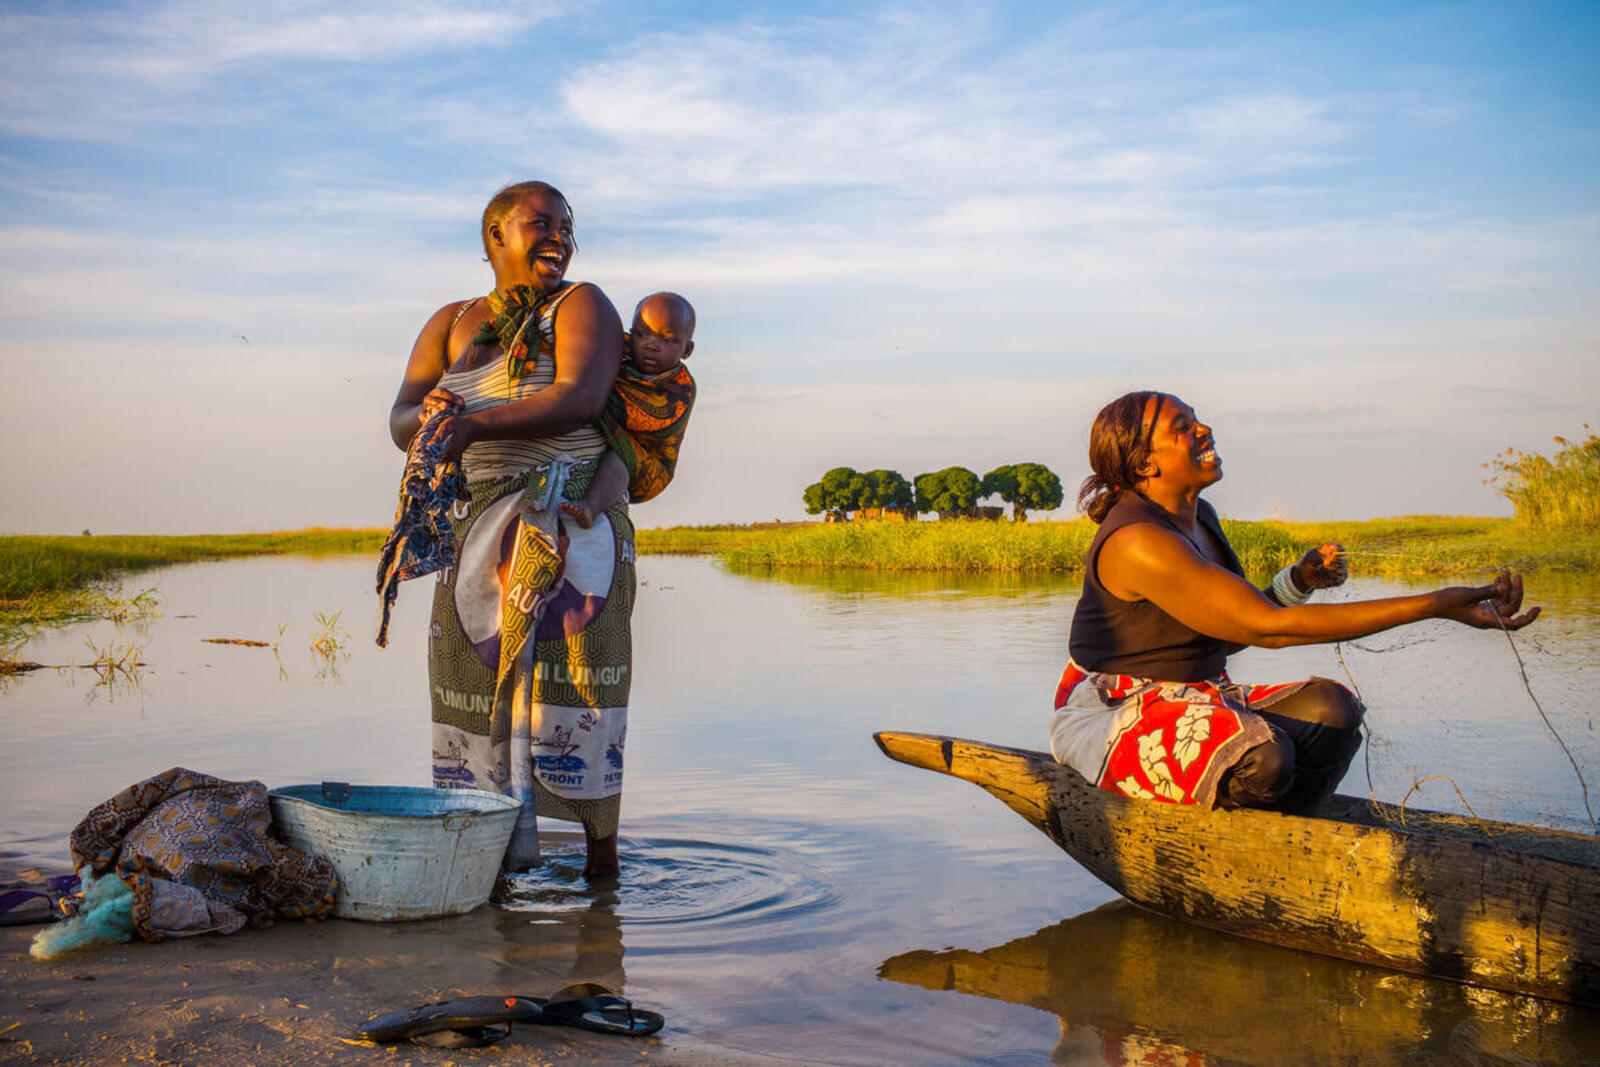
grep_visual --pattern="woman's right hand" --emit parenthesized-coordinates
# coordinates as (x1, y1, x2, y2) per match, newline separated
(1440, 571, 1540, 631)
(420, 387, 463, 424)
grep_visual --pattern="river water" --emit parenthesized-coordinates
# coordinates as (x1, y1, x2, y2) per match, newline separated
(3, 554, 1599, 1064)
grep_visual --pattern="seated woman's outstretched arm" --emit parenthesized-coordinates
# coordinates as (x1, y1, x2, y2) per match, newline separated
(1099, 521, 1538, 650)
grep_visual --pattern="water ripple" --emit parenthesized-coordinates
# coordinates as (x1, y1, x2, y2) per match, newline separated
(495, 825, 840, 950)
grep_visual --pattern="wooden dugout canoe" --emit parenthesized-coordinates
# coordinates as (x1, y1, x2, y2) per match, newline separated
(874, 730, 1600, 1007)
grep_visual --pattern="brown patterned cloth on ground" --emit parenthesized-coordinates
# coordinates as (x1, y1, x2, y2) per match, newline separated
(66, 767, 337, 941)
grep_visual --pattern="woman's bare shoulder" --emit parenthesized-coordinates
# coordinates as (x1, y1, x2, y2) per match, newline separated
(551, 282, 622, 333)
(435, 297, 482, 324)
(1102, 519, 1188, 561)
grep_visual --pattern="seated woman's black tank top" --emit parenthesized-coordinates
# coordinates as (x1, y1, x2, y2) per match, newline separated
(1068, 493, 1244, 681)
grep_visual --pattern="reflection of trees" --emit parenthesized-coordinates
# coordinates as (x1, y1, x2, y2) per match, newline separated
(880, 901, 1600, 1066)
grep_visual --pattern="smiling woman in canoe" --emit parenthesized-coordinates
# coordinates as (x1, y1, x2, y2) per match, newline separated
(1052, 391, 1539, 812)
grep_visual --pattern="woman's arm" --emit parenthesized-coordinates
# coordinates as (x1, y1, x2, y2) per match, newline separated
(437, 284, 623, 457)
(389, 301, 468, 450)
(1101, 523, 1538, 648)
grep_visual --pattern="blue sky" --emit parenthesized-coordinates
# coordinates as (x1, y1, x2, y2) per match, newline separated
(2, 0, 1595, 532)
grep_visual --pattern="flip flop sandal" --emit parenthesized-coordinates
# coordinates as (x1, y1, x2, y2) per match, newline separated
(357, 995, 544, 1044)
(410, 1023, 511, 1049)
(533, 983, 665, 1037)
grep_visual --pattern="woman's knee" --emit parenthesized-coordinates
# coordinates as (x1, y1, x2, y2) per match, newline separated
(1280, 679, 1364, 732)
(1220, 735, 1294, 808)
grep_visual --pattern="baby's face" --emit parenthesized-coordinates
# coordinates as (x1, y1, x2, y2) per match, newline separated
(630, 299, 695, 375)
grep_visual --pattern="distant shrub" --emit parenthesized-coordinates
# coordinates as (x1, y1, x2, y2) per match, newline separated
(1485, 428, 1600, 530)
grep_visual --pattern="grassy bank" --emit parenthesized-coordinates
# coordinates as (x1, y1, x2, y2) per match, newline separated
(0, 529, 385, 635)
(682, 515, 1600, 578)
(1269, 515, 1600, 576)
(633, 524, 774, 555)
(7, 516, 1595, 641)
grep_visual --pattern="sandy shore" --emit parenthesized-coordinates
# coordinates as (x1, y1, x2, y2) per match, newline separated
(0, 902, 770, 1066)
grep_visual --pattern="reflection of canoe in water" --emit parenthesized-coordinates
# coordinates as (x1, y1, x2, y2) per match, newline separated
(880, 900, 1600, 1065)
(874, 731, 1600, 1007)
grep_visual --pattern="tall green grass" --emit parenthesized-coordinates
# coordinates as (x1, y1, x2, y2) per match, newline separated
(1486, 429, 1600, 530)
(634, 524, 771, 555)
(703, 515, 1600, 578)
(723, 519, 1097, 573)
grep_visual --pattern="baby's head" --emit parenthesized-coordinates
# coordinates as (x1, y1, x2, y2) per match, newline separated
(629, 292, 696, 375)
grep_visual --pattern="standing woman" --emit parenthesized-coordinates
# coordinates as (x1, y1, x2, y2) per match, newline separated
(1052, 391, 1538, 812)
(389, 182, 630, 877)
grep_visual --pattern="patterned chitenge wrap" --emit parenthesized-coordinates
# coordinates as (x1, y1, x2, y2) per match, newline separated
(67, 767, 337, 940)
(1053, 663, 1297, 807)
(597, 363, 696, 504)
(429, 457, 635, 862)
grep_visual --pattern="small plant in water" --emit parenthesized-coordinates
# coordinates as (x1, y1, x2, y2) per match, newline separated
(309, 609, 349, 659)
(95, 587, 162, 624)
(82, 636, 144, 685)
(272, 621, 292, 654)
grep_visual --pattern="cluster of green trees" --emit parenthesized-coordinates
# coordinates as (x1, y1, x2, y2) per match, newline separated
(803, 463, 1065, 521)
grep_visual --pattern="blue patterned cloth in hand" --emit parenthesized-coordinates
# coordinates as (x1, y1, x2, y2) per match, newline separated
(375, 412, 468, 647)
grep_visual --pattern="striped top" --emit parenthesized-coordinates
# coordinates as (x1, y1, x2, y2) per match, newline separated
(438, 283, 607, 482)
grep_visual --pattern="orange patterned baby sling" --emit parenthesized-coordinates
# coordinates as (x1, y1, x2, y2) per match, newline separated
(598, 363, 697, 504)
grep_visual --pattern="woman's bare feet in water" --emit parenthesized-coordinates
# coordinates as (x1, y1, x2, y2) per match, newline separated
(558, 500, 599, 529)
(583, 833, 619, 879)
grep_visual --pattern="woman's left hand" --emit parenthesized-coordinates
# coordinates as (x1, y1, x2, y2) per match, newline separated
(1296, 543, 1348, 591)
(433, 412, 476, 462)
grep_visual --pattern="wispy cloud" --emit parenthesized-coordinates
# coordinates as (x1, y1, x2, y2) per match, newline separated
(0, 0, 552, 138)
(1, 1, 1594, 533)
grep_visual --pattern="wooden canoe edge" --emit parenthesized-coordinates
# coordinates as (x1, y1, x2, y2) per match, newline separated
(874, 731, 1061, 840)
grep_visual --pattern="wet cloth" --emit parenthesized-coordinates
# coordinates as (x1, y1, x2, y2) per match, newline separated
(428, 458, 635, 868)
(60, 767, 337, 942)
(1050, 661, 1302, 807)
(597, 363, 697, 504)
(375, 412, 469, 647)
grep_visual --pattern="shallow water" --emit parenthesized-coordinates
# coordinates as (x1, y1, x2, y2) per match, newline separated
(3, 555, 1599, 1064)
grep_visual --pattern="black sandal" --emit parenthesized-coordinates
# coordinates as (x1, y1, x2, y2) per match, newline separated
(534, 983, 666, 1037)
(357, 985, 663, 1046)
(357, 995, 542, 1044)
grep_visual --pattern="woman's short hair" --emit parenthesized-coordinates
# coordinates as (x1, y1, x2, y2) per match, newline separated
(1078, 391, 1167, 524)
(481, 181, 574, 257)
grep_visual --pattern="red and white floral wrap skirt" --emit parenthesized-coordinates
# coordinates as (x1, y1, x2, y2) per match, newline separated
(1049, 661, 1310, 808)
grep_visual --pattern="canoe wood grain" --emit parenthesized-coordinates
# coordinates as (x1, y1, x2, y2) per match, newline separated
(873, 730, 1600, 1007)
